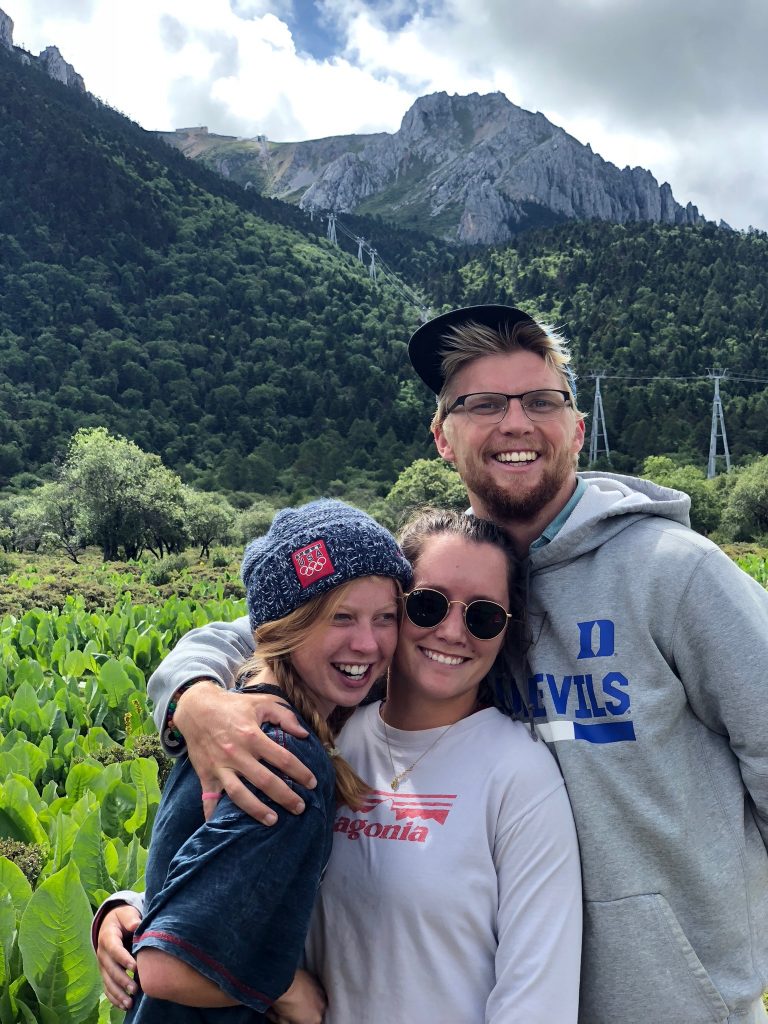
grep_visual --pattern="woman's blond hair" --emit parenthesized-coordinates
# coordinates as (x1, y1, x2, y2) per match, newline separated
(236, 579, 395, 810)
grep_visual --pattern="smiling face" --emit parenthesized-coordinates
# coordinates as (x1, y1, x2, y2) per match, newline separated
(389, 533, 510, 728)
(434, 350, 585, 545)
(290, 576, 399, 718)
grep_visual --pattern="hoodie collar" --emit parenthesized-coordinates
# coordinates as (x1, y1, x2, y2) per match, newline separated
(529, 477, 587, 552)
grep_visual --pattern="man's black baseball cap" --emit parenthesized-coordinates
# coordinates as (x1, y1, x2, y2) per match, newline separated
(408, 304, 536, 394)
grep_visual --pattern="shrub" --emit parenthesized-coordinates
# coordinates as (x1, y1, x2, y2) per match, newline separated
(210, 545, 234, 568)
(142, 553, 189, 586)
(0, 839, 46, 885)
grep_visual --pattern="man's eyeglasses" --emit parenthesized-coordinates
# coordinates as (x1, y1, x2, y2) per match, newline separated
(445, 390, 572, 424)
(401, 588, 512, 640)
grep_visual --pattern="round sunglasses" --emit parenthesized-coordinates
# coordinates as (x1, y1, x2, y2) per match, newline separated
(401, 588, 512, 640)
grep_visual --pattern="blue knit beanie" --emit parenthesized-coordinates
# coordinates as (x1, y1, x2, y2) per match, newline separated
(241, 499, 413, 630)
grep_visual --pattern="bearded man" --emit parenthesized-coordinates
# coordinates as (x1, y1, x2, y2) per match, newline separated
(98, 305, 768, 1024)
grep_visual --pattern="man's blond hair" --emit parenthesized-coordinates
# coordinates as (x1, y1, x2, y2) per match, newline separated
(430, 319, 584, 432)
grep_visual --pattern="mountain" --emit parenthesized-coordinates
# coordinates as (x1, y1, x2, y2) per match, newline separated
(159, 91, 705, 245)
(0, 29, 766, 500)
(0, 39, 445, 497)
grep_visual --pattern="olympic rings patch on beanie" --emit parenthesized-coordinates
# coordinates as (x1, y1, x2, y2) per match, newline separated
(291, 539, 335, 588)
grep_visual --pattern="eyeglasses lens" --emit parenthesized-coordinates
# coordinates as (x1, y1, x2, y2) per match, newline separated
(465, 601, 508, 640)
(405, 589, 448, 628)
(463, 390, 567, 423)
(405, 590, 508, 640)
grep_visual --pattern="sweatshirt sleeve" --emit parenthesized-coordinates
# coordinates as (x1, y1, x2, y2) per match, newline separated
(147, 616, 255, 749)
(670, 546, 768, 847)
(487, 773, 582, 1024)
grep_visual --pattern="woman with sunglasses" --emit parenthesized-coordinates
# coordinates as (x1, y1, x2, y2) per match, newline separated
(304, 508, 581, 1023)
(96, 508, 581, 1022)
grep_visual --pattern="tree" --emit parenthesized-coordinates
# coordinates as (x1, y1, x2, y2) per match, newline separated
(185, 490, 236, 558)
(379, 458, 468, 530)
(8, 492, 48, 552)
(139, 464, 188, 559)
(721, 457, 768, 541)
(59, 427, 187, 560)
(235, 499, 278, 545)
(36, 482, 84, 563)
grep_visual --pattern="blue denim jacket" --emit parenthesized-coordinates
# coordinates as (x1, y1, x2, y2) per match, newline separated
(127, 690, 335, 1023)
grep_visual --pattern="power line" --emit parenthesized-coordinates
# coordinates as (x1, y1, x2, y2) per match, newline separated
(325, 211, 430, 319)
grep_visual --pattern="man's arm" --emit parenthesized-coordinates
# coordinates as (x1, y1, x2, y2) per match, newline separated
(671, 546, 768, 844)
(148, 617, 255, 739)
(149, 619, 316, 823)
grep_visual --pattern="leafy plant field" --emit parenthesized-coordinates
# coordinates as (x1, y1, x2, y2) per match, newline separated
(0, 546, 766, 1020)
(0, 558, 246, 1022)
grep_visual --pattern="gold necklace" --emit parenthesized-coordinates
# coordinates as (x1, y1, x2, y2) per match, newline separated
(381, 711, 457, 791)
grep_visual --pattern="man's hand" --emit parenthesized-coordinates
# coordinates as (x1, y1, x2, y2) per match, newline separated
(97, 904, 140, 1010)
(174, 682, 317, 824)
(268, 969, 327, 1024)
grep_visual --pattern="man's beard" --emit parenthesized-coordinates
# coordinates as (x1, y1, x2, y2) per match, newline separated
(460, 449, 573, 524)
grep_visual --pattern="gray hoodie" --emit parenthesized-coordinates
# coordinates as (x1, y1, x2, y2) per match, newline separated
(149, 473, 768, 1024)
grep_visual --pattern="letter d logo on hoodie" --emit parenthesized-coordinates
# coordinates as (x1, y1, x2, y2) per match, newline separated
(577, 620, 615, 659)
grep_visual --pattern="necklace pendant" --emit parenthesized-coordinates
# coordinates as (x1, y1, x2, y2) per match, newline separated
(390, 776, 401, 792)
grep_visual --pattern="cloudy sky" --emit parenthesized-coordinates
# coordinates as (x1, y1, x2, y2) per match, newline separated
(7, 0, 768, 230)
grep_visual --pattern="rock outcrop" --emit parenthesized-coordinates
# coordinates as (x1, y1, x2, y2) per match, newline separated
(0, 7, 86, 91)
(292, 92, 704, 243)
(37, 45, 85, 91)
(0, 7, 13, 49)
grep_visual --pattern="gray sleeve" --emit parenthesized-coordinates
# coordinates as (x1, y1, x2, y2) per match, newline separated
(671, 547, 768, 847)
(148, 616, 256, 750)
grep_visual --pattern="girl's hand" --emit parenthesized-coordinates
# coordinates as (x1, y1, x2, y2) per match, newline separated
(96, 905, 141, 1010)
(268, 969, 327, 1024)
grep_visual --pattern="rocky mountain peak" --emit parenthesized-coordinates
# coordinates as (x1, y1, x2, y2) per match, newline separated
(37, 45, 85, 91)
(0, 7, 13, 49)
(0, 7, 86, 90)
(294, 91, 706, 243)
(160, 89, 708, 245)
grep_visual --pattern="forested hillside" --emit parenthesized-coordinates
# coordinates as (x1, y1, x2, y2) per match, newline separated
(1, 42, 767, 500)
(449, 222, 768, 468)
(0, 45, 446, 497)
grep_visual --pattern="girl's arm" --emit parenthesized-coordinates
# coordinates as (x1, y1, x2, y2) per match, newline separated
(133, 728, 333, 1016)
(138, 948, 238, 1005)
(139, 955, 326, 1024)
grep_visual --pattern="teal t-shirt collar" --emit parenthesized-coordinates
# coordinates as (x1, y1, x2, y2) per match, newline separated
(529, 477, 587, 551)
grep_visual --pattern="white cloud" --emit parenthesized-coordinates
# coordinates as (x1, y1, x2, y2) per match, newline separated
(5, 0, 767, 228)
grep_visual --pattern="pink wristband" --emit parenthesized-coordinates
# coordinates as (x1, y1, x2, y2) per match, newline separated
(201, 791, 223, 801)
